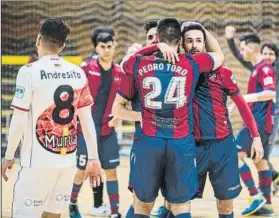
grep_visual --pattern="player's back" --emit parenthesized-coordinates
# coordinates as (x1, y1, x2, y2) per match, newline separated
(11, 55, 92, 169)
(134, 53, 200, 138)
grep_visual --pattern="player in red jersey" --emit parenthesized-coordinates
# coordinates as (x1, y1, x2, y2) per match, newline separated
(112, 18, 224, 218)
(231, 33, 276, 216)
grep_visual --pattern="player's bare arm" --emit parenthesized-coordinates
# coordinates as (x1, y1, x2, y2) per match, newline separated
(243, 90, 276, 103)
(77, 105, 104, 187)
(2, 109, 27, 181)
(112, 94, 141, 123)
(230, 94, 264, 162)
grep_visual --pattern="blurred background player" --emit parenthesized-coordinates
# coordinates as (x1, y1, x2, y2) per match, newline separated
(225, 27, 279, 194)
(69, 28, 122, 218)
(113, 17, 225, 218)
(232, 33, 276, 216)
(1, 17, 102, 218)
(153, 22, 264, 218)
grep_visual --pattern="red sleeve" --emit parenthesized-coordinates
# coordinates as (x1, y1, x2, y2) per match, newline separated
(80, 60, 89, 77)
(259, 64, 276, 91)
(123, 44, 158, 75)
(231, 93, 259, 137)
(77, 82, 94, 109)
(192, 53, 214, 73)
(220, 68, 240, 96)
(117, 73, 136, 100)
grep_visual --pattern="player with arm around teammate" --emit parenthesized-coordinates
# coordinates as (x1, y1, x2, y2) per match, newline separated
(112, 18, 224, 218)
(1, 17, 102, 218)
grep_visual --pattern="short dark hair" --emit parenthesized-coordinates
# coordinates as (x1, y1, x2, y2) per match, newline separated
(239, 33, 261, 45)
(261, 43, 279, 58)
(39, 17, 70, 48)
(157, 18, 181, 46)
(181, 23, 206, 42)
(144, 19, 158, 33)
(91, 27, 115, 47)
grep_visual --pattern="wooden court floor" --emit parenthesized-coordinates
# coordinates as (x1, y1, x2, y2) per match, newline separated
(1, 158, 279, 218)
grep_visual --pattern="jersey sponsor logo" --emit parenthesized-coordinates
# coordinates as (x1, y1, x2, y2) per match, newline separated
(263, 77, 274, 85)
(154, 115, 178, 127)
(114, 76, 120, 82)
(208, 72, 216, 81)
(15, 85, 25, 98)
(230, 75, 237, 84)
(88, 70, 101, 76)
(41, 70, 81, 80)
(24, 199, 44, 207)
(36, 85, 80, 155)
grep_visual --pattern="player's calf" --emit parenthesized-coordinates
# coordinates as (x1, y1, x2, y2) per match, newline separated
(217, 199, 233, 217)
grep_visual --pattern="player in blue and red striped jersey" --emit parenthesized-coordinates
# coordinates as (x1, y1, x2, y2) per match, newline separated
(69, 28, 122, 218)
(231, 33, 276, 216)
(112, 18, 224, 218)
(152, 22, 263, 218)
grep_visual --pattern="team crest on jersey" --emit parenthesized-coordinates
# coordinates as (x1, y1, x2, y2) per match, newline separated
(208, 72, 216, 81)
(263, 66, 270, 75)
(114, 76, 120, 82)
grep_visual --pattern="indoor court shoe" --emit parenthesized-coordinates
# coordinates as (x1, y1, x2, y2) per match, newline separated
(92, 203, 111, 216)
(150, 206, 169, 218)
(111, 213, 122, 218)
(253, 204, 275, 217)
(241, 194, 267, 216)
(69, 204, 82, 218)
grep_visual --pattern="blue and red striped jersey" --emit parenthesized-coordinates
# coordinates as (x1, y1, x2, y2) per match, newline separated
(247, 60, 276, 133)
(79, 58, 123, 136)
(119, 52, 214, 139)
(193, 67, 240, 141)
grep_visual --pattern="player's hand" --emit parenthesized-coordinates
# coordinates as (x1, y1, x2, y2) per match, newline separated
(157, 43, 180, 65)
(108, 114, 119, 127)
(225, 26, 236, 39)
(86, 159, 104, 187)
(251, 137, 264, 163)
(2, 158, 15, 181)
(127, 43, 143, 56)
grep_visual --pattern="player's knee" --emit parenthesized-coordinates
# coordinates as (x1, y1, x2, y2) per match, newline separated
(168, 201, 191, 216)
(105, 168, 117, 181)
(217, 200, 233, 215)
(41, 211, 61, 218)
(74, 169, 85, 184)
(134, 194, 154, 215)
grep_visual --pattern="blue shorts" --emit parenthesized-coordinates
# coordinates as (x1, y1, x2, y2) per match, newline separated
(235, 127, 270, 160)
(130, 131, 198, 204)
(76, 129, 120, 170)
(196, 135, 242, 200)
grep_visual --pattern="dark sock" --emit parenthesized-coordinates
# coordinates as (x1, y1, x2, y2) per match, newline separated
(93, 182, 104, 208)
(219, 212, 234, 218)
(126, 205, 134, 218)
(107, 180, 120, 215)
(70, 183, 83, 204)
(259, 170, 272, 204)
(174, 213, 191, 218)
(239, 163, 258, 196)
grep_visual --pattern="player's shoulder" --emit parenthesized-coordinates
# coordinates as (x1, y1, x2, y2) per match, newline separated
(113, 63, 125, 74)
(19, 60, 41, 74)
(80, 58, 98, 69)
(258, 61, 274, 74)
(216, 66, 233, 75)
